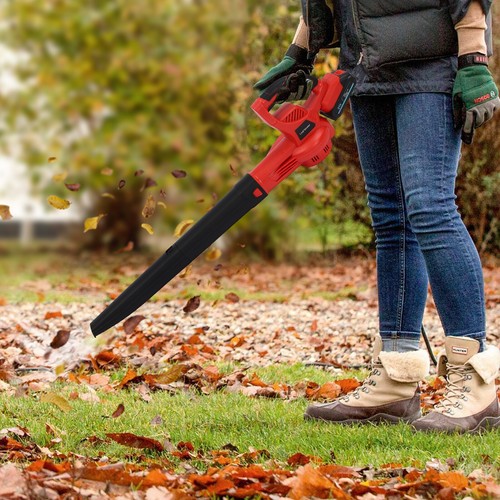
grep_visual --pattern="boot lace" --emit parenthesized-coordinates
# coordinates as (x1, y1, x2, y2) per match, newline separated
(434, 363, 473, 415)
(339, 366, 381, 402)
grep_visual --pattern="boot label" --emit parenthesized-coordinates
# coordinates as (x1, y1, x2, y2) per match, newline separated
(452, 346, 468, 355)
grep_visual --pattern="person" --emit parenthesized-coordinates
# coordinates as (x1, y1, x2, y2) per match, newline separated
(255, 0, 499, 433)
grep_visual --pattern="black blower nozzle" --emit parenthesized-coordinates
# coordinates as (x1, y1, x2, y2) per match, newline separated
(90, 174, 266, 336)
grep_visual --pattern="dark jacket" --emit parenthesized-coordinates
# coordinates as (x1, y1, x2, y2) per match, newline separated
(300, 0, 493, 95)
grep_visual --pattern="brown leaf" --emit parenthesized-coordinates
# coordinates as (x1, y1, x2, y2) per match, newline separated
(205, 247, 221, 261)
(106, 432, 164, 451)
(118, 179, 126, 189)
(123, 315, 145, 335)
(111, 403, 125, 418)
(64, 183, 81, 192)
(154, 364, 189, 385)
(287, 453, 314, 466)
(94, 350, 121, 367)
(183, 296, 200, 313)
(134, 169, 144, 176)
(225, 292, 240, 303)
(142, 195, 156, 218)
(144, 177, 157, 189)
(50, 330, 70, 349)
(172, 169, 187, 178)
(101, 168, 113, 176)
(0, 205, 13, 221)
(48, 156, 57, 162)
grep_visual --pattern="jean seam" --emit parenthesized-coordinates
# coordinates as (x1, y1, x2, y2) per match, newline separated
(388, 100, 406, 334)
(436, 97, 485, 335)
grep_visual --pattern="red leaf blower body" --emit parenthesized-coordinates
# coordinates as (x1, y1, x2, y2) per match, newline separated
(91, 71, 356, 336)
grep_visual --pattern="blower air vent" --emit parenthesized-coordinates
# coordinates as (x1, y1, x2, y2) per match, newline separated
(283, 107, 307, 123)
(272, 157, 299, 181)
(310, 155, 320, 163)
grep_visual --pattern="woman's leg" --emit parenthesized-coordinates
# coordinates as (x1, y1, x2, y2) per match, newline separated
(350, 96, 428, 352)
(394, 92, 486, 345)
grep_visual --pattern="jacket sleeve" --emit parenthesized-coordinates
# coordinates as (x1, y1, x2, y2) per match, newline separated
(447, 0, 492, 24)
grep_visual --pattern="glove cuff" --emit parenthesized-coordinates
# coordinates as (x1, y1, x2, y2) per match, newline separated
(285, 43, 309, 62)
(458, 52, 488, 70)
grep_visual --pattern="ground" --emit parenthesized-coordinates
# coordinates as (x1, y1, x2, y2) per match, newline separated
(0, 251, 499, 498)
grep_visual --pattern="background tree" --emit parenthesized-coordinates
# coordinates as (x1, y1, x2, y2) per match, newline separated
(0, 0, 498, 255)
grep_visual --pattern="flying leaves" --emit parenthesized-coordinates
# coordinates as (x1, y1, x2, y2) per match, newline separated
(84, 214, 106, 233)
(47, 195, 71, 210)
(0, 205, 12, 221)
(174, 219, 194, 237)
(142, 195, 156, 218)
(141, 223, 154, 235)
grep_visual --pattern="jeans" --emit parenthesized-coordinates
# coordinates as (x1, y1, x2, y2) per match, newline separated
(350, 93, 486, 351)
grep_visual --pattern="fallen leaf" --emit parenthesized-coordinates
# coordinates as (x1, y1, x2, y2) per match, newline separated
(106, 432, 164, 451)
(141, 223, 154, 235)
(0, 205, 13, 220)
(40, 392, 72, 412)
(101, 192, 116, 199)
(101, 168, 113, 176)
(336, 378, 361, 395)
(142, 195, 156, 218)
(48, 156, 57, 162)
(50, 330, 70, 349)
(174, 219, 194, 237)
(64, 183, 81, 192)
(172, 169, 187, 178)
(118, 179, 126, 189)
(45, 311, 63, 320)
(84, 214, 106, 233)
(111, 403, 125, 418)
(225, 292, 240, 303)
(183, 296, 200, 313)
(123, 315, 145, 335)
(47, 195, 71, 210)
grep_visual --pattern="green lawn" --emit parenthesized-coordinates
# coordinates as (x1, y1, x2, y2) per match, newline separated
(1, 364, 498, 476)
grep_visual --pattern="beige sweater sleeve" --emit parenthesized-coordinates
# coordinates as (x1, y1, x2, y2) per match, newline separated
(292, 16, 309, 50)
(455, 0, 487, 56)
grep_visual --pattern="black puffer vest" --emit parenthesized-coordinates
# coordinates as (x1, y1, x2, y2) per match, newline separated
(300, 0, 493, 95)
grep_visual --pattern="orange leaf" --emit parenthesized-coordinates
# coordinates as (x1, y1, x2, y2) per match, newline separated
(336, 378, 361, 394)
(439, 471, 468, 490)
(44, 311, 63, 320)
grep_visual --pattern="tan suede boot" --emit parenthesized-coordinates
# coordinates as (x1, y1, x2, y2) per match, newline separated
(304, 338, 430, 424)
(412, 337, 500, 433)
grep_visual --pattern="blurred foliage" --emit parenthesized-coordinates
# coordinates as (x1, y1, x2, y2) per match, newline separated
(0, 0, 498, 255)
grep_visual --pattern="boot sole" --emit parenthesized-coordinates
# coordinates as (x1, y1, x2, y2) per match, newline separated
(304, 411, 421, 425)
(413, 415, 500, 434)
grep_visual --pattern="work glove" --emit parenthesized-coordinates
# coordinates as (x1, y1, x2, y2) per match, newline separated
(453, 53, 500, 144)
(254, 44, 316, 102)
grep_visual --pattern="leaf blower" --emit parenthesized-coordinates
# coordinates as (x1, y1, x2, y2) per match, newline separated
(90, 70, 356, 337)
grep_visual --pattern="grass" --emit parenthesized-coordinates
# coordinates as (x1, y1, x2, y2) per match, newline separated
(1, 364, 498, 475)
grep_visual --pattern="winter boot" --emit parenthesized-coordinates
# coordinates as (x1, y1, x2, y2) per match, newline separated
(412, 337, 500, 433)
(304, 337, 429, 424)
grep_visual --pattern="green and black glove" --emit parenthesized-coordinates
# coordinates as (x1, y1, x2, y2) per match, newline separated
(254, 44, 316, 103)
(453, 52, 500, 144)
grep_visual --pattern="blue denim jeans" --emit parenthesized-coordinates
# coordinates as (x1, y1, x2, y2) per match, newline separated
(350, 93, 486, 351)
